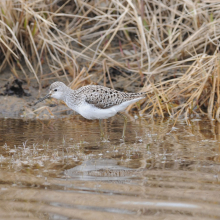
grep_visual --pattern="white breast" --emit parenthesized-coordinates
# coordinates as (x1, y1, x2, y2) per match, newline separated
(73, 97, 144, 120)
(75, 102, 116, 120)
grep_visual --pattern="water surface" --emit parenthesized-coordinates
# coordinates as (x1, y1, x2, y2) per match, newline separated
(0, 116, 220, 219)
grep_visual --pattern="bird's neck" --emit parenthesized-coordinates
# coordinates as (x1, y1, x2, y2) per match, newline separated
(63, 87, 79, 110)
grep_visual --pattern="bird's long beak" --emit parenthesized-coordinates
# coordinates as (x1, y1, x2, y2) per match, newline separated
(34, 92, 51, 106)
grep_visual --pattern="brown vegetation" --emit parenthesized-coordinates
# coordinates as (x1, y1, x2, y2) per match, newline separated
(1, 0, 220, 120)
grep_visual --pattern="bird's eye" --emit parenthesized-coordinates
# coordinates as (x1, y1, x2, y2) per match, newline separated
(54, 89, 57, 92)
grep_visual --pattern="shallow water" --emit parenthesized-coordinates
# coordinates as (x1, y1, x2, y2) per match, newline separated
(0, 115, 220, 220)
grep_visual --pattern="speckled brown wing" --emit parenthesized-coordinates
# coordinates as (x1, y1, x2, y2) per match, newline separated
(81, 85, 145, 109)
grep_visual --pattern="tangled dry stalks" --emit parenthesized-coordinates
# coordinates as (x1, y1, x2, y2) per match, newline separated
(1, 0, 220, 120)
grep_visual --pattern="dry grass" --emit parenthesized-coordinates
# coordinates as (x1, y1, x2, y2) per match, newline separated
(1, 0, 220, 119)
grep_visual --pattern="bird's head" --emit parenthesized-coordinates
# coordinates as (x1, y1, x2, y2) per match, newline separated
(34, 81, 67, 105)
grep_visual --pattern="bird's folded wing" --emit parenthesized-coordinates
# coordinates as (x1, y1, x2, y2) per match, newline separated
(82, 85, 145, 109)
(85, 92, 119, 109)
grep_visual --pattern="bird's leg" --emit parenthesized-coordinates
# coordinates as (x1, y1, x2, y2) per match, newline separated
(118, 112, 128, 139)
(99, 119, 105, 138)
